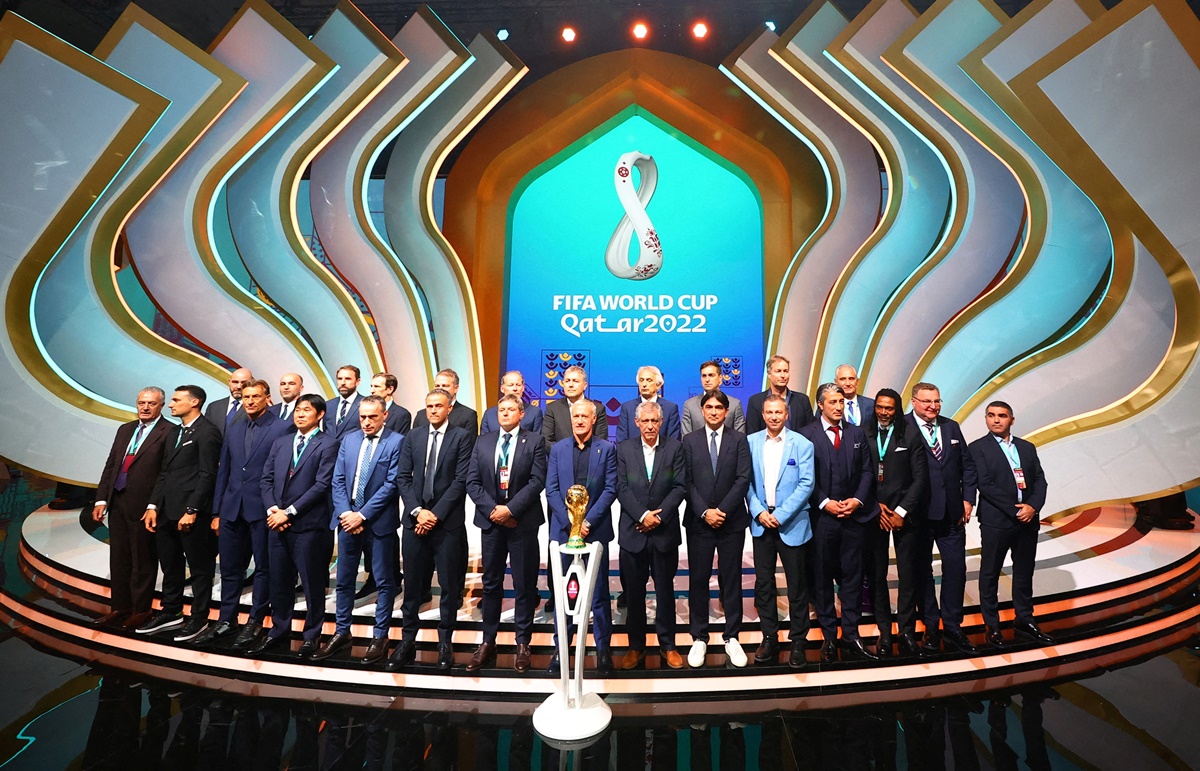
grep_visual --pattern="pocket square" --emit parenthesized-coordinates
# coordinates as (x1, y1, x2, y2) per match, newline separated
(787, 458, 797, 466)
(950, 439, 959, 445)
(181, 440, 194, 447)
(895, 446, 908, 452)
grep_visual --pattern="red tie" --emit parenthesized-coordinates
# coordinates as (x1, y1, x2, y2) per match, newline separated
(828, 424, 841, 450)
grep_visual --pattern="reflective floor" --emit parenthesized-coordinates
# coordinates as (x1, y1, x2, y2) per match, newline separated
(2, 471, 1199, 770)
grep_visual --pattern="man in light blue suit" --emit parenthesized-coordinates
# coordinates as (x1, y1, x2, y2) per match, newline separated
(313, 395, 404, 666)
(615, 365, 681, 443)
(747, 393, 815, 669)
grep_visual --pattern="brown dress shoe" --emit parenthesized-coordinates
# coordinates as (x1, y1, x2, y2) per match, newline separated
(619, 649, 645, 670)
(94, 609, 131, 627)
(514, 643, 532, 673)
(662, 649, 684, 670)
(466, 641, 497, 672)
(122, 610, 154, 630)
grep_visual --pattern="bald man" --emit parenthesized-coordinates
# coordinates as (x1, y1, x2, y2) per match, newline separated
(205, 367, 253, 438)
(275, 372, 303, 422)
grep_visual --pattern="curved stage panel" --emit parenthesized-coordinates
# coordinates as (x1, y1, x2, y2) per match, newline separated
(4, 505, 1199, 714)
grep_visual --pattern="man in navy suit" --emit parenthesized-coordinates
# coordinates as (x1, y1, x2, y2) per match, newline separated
(479, 370, 543, 435)
(390, 388, 474, 671)
(204, 367, 253, 438)
(412, 368, 479, 436)
(251, 394, 338, 657)
(314, 395, 404, 665)
(616, 401, 686, 670)
(274, 372, 303, 422)
(326, 364, 365, 442)
(969, 401, 1053, 648)
(545, 399, 618, 674)
(370, 371, 412, 434)
(747, 394, 815, 669)
(835, 364, 874, 428)
(681, 390, 752, 668)
(746, 356, 814, 435)
(615, 365, 681, 443)
(193, 379, 294, 649)
(799, 383, 878, 662)
(906, 381, 978, 654)
(465, 395, 547, 673)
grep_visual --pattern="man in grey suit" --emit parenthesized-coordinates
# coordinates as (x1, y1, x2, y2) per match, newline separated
(204, 367, 253, 437)
(681, 360, 745, 434)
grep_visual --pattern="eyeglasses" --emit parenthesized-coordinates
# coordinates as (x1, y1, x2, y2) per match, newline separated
(912, 398, 942, 405)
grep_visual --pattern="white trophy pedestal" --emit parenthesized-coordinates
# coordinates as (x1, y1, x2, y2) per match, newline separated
(532, 690, 612, 744)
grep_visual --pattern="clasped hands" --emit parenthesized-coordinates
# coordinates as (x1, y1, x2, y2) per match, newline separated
(636, 509, 663, 533)
(414, 508, 439, 535)
(489, 504, 518, 529)
(823, 499, 861, 519)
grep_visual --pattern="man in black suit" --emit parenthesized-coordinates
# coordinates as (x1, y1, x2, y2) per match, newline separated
(479, 370, 543, 435)
(192, 379, 294, 649)
(370, 371, 412, 433)
(970, 401, 1053, 648)
(412, 368, 478, 436)
(746, 355, 814, 435)
(274, 372, 303, 422)
(136, 385, 222, 640)
(390, 388, 474, 671)
(864, 388, 927, 657)
(799, 383, 878, 662)
(681, 390, 752, 668)
(91, 387, 172, 629)
(204, 367, 253, 437)
(835, 364, 874, 428)
(616, 401, 687, 670)
(326, 364, 366, 442)
(252, 394, 339, 657)
(906, 381, 978, 654)
(542, 364, 608, 446)
(465, 395, 547, 673)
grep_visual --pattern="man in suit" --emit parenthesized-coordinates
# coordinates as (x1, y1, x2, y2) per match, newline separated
(799, 383, 878, 662)
(835, 364, 874, 428)
(746, 356, 814, 435)
(479, 370, 543, 435)
(390, 388, 474, 671)
(906, 381, 978, 654)
(205, 367, 253, 437)
(252, 394, 338, 657)
(192, 379, 294, 649)
(970, 401, 1053, 648)
(616, 401, 686, 670)
(545, 399, 618, 674)
(542, 364, 609, 446)
(275, 372, 303, 422)
(326, 364, 366, 442)
(747, 394, 815, 669)
(370, 371, 412, 434)
(681, 360, 746, 434)
(615, 365, 681, 443)
(91, 387, 172, 629)
(681, 390, 752, 668)
(465, 395, 547, 673)
(313, 395, 405, 664)
(136, 385, 222, 640)
(412, 368, 479, 436)
(864, 388, 927, 657)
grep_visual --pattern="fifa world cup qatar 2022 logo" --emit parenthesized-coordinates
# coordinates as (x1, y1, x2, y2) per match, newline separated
(605, 151, 662, 281)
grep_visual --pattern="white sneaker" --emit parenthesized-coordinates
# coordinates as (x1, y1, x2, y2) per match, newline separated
(688, 640, 707, 668)
(725, 638, 748, 668)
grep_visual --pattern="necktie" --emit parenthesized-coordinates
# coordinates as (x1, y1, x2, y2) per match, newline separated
(114, 423, 146, 491)
(845, 399, 858, 426)
(828, 424, 841, 450)
(353, 435, 376, 508)
(709, 430, 719, 474)
(424, 430, 440, 501)
(925, 423, 943, 461)
(290, 433, 307, 477)
(244, 419, 256, 456)
(337, 399, 349, 425)
(226, 398, 240, 426)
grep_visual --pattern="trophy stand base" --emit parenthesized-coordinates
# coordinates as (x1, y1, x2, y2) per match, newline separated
(532, 690, 612, 745)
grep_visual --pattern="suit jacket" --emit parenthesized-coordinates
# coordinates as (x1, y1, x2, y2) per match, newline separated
(466, 428, 547, 533)
(205, 396, 244, 438)
(273, 401, 297, 422)
(843, 395, 875, 429)
(865, 419, 927, 517)
(397, 424, 473, 531)
(331, 429, 404, 536)
(325, 393, 364, 442)
(615, 397, 681, 443)
(680, 427, 752, 533)
(616, 436, 686, 553)
(479, 403, 543, 436)
(261, 430, 338, 533)
(413, 401, 479, 437)
(746, 389, 815, 435)
(150, 415, 222, 521)
(214, 410, 294, 522)
(95, 418, 173, 511)
(969, 434, 1047, 531)
(798, 420, 875, 524)
(546, 437, 617, 544)
(746, 429, 815, 546)
(905, 412, 977, 523)
(385, 402, 413, 434)
(681, 394, 746, 435)
(541, 397, 609, 446)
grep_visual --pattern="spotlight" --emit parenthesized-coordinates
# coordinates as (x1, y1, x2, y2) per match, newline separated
(497, 28, 509, 41)
(562, 26, 576, 43)
(765, 21, 777, 32)
(632, 22, 648, 40)
(692, 22, 708, 39)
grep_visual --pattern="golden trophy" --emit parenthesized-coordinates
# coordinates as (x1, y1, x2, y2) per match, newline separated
(565, 484, 589, 550)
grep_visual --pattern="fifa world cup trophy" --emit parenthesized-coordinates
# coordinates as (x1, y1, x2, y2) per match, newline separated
(565, 484, 589, 550)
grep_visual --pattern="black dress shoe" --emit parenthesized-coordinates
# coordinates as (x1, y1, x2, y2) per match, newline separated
(920, 631, 942, 654)
(387, 640, 416, 671)
(616, 591, 627, 609)
(820, 639, 838, 663)
(355, 576, 378, 600)
(788, 640, 808, 670)
(230, 621, 263, 650)
(876, 636, 894, 658)
(192, 619, 236, 646)
(543, 596, 555, 614)
(1013, 622, 1055, 645)
(361, 636, 390, 664)
(246, 634, 287, 656)
(437, 642, 454, 671)
(985, 627, 1007, 648)
(754, 637, 779, 665)
(898, 633, 923, 657)
(311, 631, 352, 662)
(297, 639, 319, 659)
(547, 651, 561, 675)
(596, 648, 614, 675)
(943, 629, 978, 654)
(841, 639, 880, 661)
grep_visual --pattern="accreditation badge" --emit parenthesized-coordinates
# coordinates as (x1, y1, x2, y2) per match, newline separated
(499, 464, 511, 492)
(878, 462, 885, 483)
(1013, 467, 1026, 490)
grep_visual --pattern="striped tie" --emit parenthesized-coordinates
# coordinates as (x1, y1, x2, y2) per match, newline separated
(925, 423, 943, 462)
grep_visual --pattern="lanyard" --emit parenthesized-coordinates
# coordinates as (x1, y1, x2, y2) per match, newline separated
(997, 437, 1021, 469)
(293, 429, 319, 466)
(876, 424, 893, 460)
(128, 422, 150, 455)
